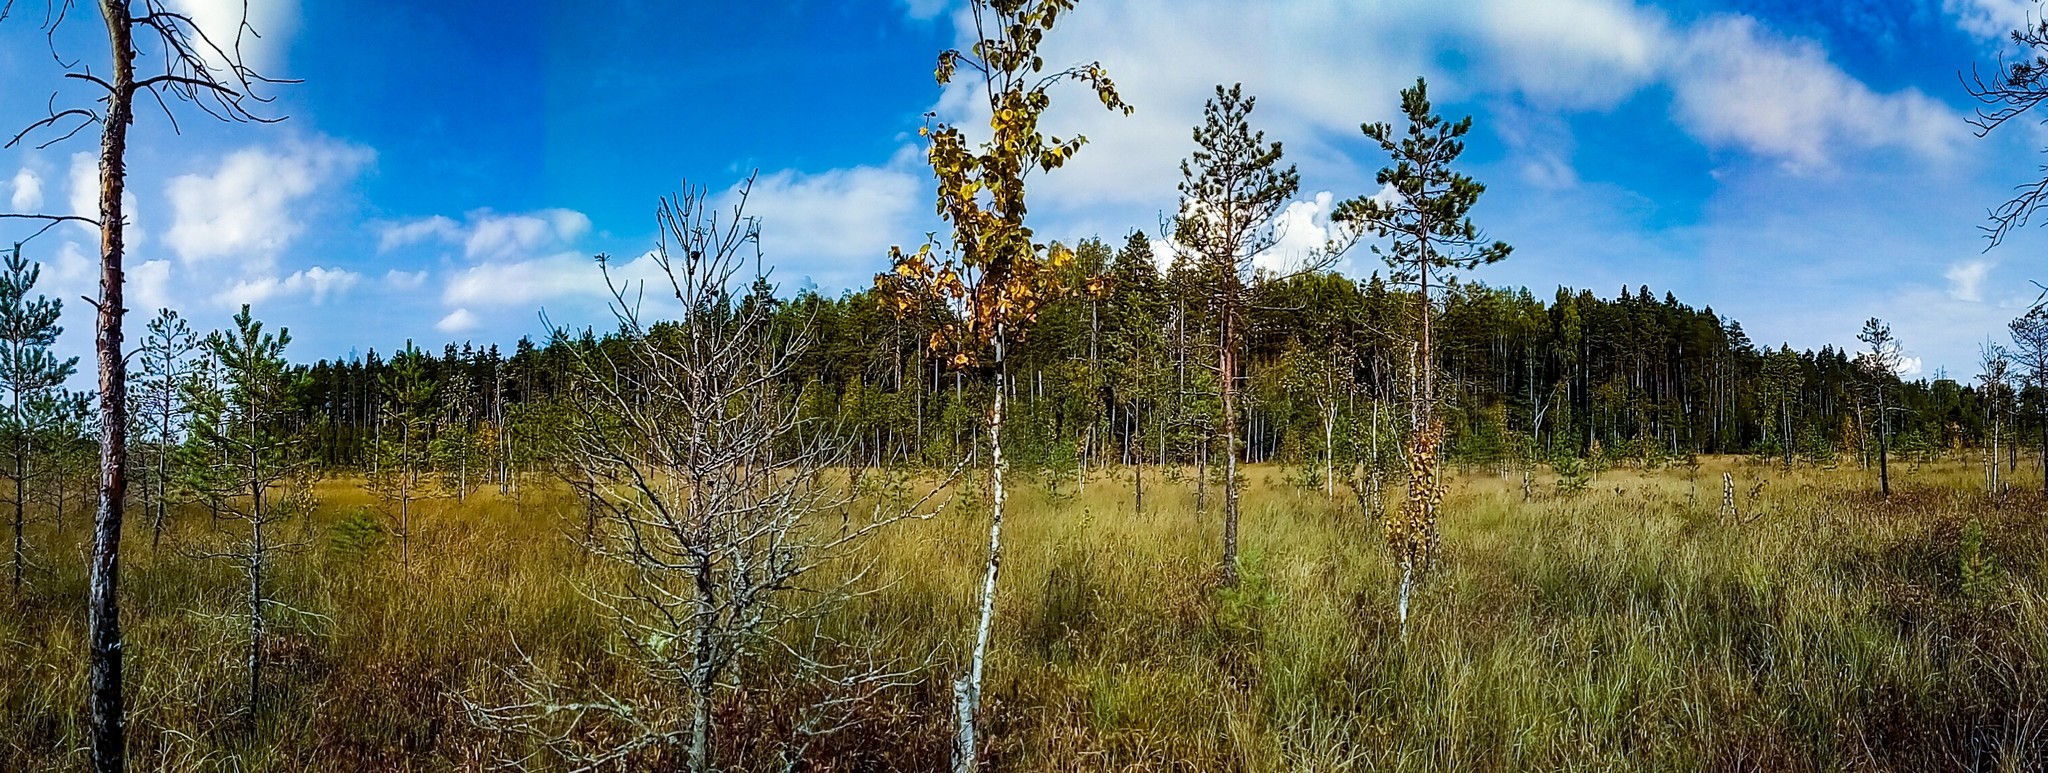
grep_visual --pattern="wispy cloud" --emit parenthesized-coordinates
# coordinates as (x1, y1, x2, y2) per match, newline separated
(1947, 259, 1995, 302)
(8, 168, 41, 212)
(164, 135, 373, 267)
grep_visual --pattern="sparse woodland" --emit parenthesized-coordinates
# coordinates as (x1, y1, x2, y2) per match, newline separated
(13, 0, 2048, 770)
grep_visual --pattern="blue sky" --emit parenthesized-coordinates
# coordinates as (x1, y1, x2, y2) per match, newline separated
(1, 0, 2045, 378)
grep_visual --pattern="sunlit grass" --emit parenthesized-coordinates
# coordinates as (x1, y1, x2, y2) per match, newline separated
(5, 456, 2048, 770)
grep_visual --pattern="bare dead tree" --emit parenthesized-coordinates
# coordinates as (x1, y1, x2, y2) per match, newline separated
(1966, 10, 2048, 247)
(2011, 306, 2048, 492)
(1982, 343, 2016, 497)
(1, 4, 293, 767)
(468, 180, 952, 772)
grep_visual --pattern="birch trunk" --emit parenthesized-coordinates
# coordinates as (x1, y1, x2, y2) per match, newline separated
(953, 330, 1008, 773)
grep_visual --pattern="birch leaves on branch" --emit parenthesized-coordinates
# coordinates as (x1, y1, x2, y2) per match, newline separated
(874, 2, 1129, 770)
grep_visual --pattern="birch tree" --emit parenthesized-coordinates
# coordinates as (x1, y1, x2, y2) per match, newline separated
(875, 1, 1127, 767)
(1333, 77, 1510, 629)
(1981, 344, 2015, 496)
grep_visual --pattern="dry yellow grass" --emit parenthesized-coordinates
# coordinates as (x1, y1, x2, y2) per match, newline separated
(5, 456, 2048, 770)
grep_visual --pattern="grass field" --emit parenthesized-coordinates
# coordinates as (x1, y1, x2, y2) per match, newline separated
(5, 456, 2048, 770)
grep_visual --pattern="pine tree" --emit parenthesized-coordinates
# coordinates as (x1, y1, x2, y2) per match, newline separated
(135, 308, 198, 549)
(1104, 231, 1166, 512)
(0, 246, 76, 593)
(1172, 83, 1301, 587)
(1855, 318, 1902, 498)
(1334, 77, 1510, 629)
(185, 305, 315, 727)
(370, 341, 441, 567)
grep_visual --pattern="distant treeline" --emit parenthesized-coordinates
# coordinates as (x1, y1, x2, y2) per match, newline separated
(283, 233, 2009, 481)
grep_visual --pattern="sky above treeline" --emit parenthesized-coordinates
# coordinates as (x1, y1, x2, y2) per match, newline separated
(1, 0, 2044, 379)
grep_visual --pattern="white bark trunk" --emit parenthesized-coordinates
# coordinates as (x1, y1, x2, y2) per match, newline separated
(953, 337, 1007, 773)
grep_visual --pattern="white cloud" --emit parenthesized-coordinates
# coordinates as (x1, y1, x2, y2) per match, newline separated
(465, 209, 590, 260)
(167, 0, 300, 74)
(69, 153, 94, 226)
(1667, 16, 1963, 169)
(898, 0, 950, 21)
(1897, 356, 1925, 379)
(132, 259, 173, 312)
(33, 240, 99, 306)
(442, 249, 678, 312)
(436, 308, 480, 333)
(9, 168, 41, 212)
(383, 269, 429, 290)
(914, 0, 1962, 232)
(1467, 0, 1667, 108)
(378, 209, 591, 261)
(1149, 189, 1368, 276)
(377, 215, 459, 252)
(1946, 259, 1995, 302)
(732, 156, 922, 286)
(1260, 191, 1345, 274)
(214, 265, 363, 308)
(165, 136, 372, 266)
(443, 252, 603, 309)
(1946, 0, 2037, 40)
(381, 202, 698, 324)
(929, 0, 1425, 215)
(1494, 104, 1580, 190)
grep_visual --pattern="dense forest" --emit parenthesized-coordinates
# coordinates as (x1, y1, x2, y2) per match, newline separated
(264, 255, 2017, 488)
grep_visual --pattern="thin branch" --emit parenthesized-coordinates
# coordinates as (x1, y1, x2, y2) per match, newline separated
(6, 106, 98, 149)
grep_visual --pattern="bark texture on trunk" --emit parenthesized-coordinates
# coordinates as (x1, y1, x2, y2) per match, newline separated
(89, 3, 136, 768)
(1219, 306, 1241, 587)
(953, 332, 1007, 773)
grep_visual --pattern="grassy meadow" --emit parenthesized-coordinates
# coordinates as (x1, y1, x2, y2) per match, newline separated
(5, 456, 2048, 770)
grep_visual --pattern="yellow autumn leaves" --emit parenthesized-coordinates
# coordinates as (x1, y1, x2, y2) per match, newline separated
(874, 0, 1128, 372)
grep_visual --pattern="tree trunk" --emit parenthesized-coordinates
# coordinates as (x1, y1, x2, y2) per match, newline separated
(1219, 306, 1242, 587)
(401, 423, 412, 567)
(1131, 404, 1143, 514)
(153, 402, 170, 550)
(89, 3, 136, 767)
(12, 388, 23, 594)
(690, 558, 715, 773)
(1877, 391, 1889, 499)
(246, 495, 264, 729)
(953, 329, 1007, 773)
(1325, 402, 1336, 499)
